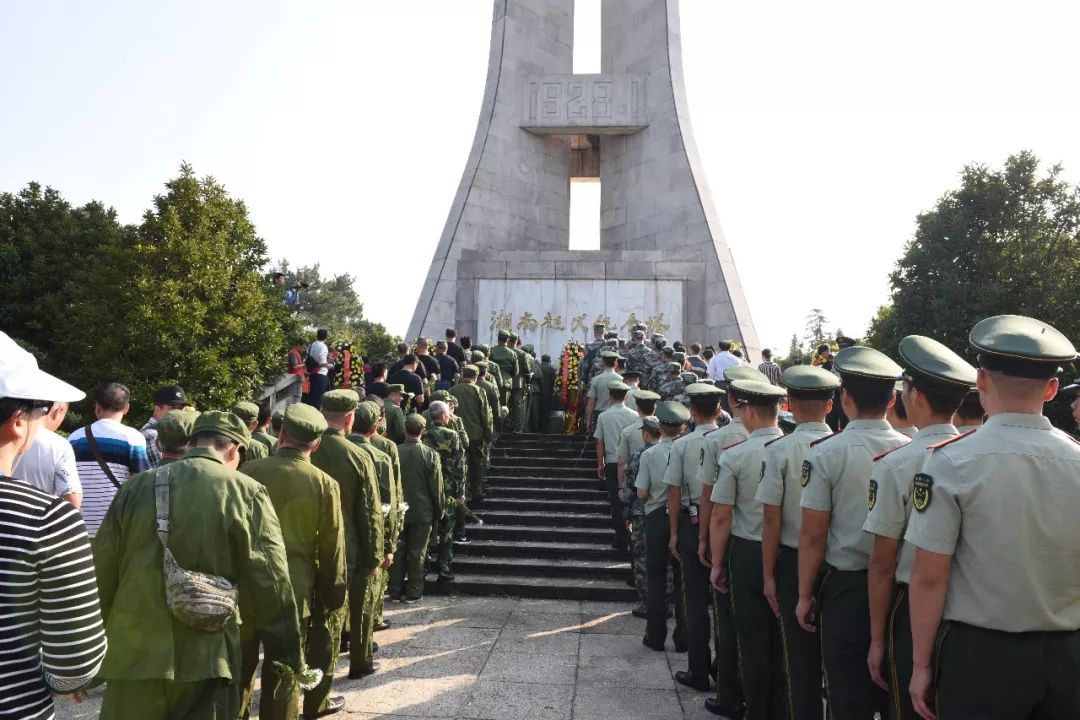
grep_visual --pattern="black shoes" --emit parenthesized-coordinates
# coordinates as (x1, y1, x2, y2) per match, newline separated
(455, 535, 471, 545)
(303, 695, 346, 718)
(347, 663, 379, 680)
(674, 671, 712, 692)
(437, 573, 455, 583)
(631, 606, 647, 619)
(641, 636, 666, 652)
(703, 698, 745, 718)
(339, 636, 350, 653)
(375, 619, 392, 631)
(404, 595, 422, 604)
(371, 641, 379, 653)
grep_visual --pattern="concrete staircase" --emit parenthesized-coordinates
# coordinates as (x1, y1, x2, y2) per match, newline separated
(427, 432, 637, 601)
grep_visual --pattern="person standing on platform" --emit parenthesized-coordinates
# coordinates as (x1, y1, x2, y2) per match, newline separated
(367, 402, 403, 633)
(905, 315, 1080, 720)
(153, 409, 200, 465)
(450, 365, 492, 504)
(756, 365, 837, 720)
(616, 390, 660, 489)
(139, 384, 190, 467)
(586, 351, 622, 432)
(388, 415, 443, 603)
(624, 415, 661, 618)
(434, 341, 460, 390)
(445, 328, 467, 364)
(306, 329, 332, 409)
(489, 330, 519, 431)
(594, 380, 639, 551)
(797, 346, 908, 719)
(425, 401, 466, 584)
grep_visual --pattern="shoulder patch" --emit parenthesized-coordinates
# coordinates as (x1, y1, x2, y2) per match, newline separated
(810, 431, 840, 448)
(928, 429, 976, 451)
(800, 459, 812, 487)
(873, 442, 910, 462)
(912, 473, 932, 511)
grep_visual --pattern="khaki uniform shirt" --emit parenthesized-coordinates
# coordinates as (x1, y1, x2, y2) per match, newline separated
(242, 437, 268, 465)
(663, 423, 719, 509)
(800, 419, 908, 571)
(398, 438, 443, 524)
(905, 413, 1080, 631)
(252, 429, 279, 455)
(955, 424, 981, 434)
(594, 404, 639, 463)
(863, 423, 956, 584)
(242, 448, 347, 619)
(371, 434, 404, 544)
(351, 435, 397, 555)
(635, 436, 676, 515)
(587, 369, 622, 414)
(894, 425, 919, 439)
(712, 426, 785, 541)
(697, 418, 749, 491)
(624, 386, 640, 412)
(449, 381, 493, 445)
(617, 419, 646, 465)
(311, 430, 384, 574)
(384, 404, 407, 444)
(755, 422, 832, 548)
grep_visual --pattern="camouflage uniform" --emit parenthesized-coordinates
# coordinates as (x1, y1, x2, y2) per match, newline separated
(658, 374, 685, 401)
(580, 339, 606, 391)
(625, 441, 655, 611)
(647, 354, 675, 392)
(624, 341, 653, 376)
(424, 423, 466, 578)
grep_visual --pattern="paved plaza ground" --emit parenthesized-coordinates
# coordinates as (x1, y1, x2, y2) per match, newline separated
(57, 595, 719, 720)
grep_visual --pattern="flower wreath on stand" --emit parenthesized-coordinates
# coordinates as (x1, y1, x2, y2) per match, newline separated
(334, 341, 363, 390)
(556, 340, 585, 434)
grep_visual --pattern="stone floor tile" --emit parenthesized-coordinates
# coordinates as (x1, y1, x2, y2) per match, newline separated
(405, 625, 500, 650)
(576, 652, 675, 689)
(573, 684, 683, 720)
(577, 611, 645, 636)
(579, 631, 650, 658)
(492, 625, 581, 656)
(515, 598, 582, 613)
(339, 674, 474, 717)
(480, 651, 578, 685)
(460, 679, 574, 720)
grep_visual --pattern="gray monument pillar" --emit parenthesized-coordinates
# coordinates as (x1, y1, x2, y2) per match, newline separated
(407, 0, 760, 358)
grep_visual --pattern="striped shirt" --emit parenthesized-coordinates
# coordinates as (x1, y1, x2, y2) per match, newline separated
(0, 478, 107, 720)
(68, 420, 149, 537)
(757, 361, 783, 386)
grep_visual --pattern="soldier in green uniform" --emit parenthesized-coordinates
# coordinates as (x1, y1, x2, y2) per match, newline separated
(252, 403, 279, 454)
(476, 360, 502, 438)
(383, 385, 407, 444)
(425, 401, 466, 582)
(155, 409, 199, 465)
(580, 322, 608, 390)
(707, 379, 787, 720)
(240, 404, 348, 719)
(450, 365, 493, 504)
(664, 383, 724, 692)
(489, 330, 519, 431)
(93, 411, 300, 720)
(272, 409, 285, 435)
(232, 401, 269, 464)
(477, 348, 505, 404)
(367, 402, 403, 632)
(756, 365, 837, 720)
(511, 333, 532, 433)
(647, 347, 676, 392)
(797, 346, 908, 719)
(905, 315, 1080, 720)
(616, 390, 660, 488)
(585, 351, 622, 432)
(310, 391, 385, 680)
(388, 414, 444, 602)
(624, 415, 661, 617)
(594, 380, 639, 551)
(347, 399, 399, 637)
(862, 336, 974, 720)
(637, 401, 689, 653)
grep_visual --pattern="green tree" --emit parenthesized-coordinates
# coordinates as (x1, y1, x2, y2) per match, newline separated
(779, 333, 805, 369)
(60, 164, 289, 414)
(804, 308, 832, 349)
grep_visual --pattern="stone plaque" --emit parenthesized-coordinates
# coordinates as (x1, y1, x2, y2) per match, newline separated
(521, 74, 648, 134)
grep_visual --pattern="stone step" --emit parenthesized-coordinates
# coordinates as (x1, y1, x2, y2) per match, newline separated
(469, 523, 613, 545)
(453, 538, 627, 561)
(480, 497, 610, 514)
(497, 438, 592, 451)
(484, 485, 605, 501)
(486, 474, 602, 489)
(424, 572, 636, 602)
(475, 510, 609, 529)
(491, 446, 594, 458)
(451, 555, 631, 579)
(489, 456, 595, 469)
(488, 464, 597, 478)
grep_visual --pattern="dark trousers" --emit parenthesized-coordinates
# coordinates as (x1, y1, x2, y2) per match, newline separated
(820, 567, 886, 720)
(645, 507, 686, 647)
(605, 464, 629, 547)
(437, 510, 458, 576)
(729, 536, 785, 720)
(677, 513, 713, 679)
(887, 585, 916, 720)
(712, 555, 744, 711)
(388, 520, 433, 600)
(776, 546, 824, 720)
(937, 622, 1080, 719)
(305, 373, 330, 409)
(466, 443, 485, 501)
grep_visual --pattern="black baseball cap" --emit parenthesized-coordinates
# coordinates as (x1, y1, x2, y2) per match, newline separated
(153, 385, 188, 407)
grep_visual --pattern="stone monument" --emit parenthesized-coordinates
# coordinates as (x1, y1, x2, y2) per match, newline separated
(407, 0, 759, 357)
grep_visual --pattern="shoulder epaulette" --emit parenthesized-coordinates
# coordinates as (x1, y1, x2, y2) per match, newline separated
(928, 429, 976, 451)
(1066, 433, 1080, 446)
(873, 442, 909, 462)
(703, 427, 720, 436)
(764, 434, 789, 447)
(810, 431, 840, 448)
(724, 438, 749, 450)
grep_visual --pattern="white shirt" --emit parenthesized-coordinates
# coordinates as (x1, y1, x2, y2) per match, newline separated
(707, 351, 740, 381)
(13, 428, 81, 498)
(308, 340, 330, 375)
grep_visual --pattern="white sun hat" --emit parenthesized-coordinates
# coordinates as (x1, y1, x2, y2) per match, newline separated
(0, 332, 85, 403)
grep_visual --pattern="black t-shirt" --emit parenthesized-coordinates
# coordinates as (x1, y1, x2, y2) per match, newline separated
(446, 340, 466, 364)
(389, 369, 424, 398)
(390, 358, 427, 380)
(417, 353, 440, 379)
(436, 353, 460, 382)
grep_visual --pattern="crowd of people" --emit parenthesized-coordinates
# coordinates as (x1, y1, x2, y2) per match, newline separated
(0, 324, 510, 720)
(584, 315, 1080, 720)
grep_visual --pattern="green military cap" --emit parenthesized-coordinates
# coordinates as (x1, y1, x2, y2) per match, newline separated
(641, 416, 662, 435)
(462, 364, 479, 378)
(231, 401, 260, 425)
(497, 329, 510, 341)
(834, 346, 903, 381)
(387, 384, 406, 395)
(898, 336, 977, 391)
(632, 323, 648, 332)
(698, 378, 718, 387)
(157, 409, 200, 447)
(600, 350, 619, 359)
(656, 400, 691, 425)
(474, 360, 489, 370)
(193, 410, 250, 447)
(607, 379, 630, 392)
(354, 400, 380, 426)
(405, 413, 427, 434)
(508, 331, 519, 341)
(632, 329, 646, 339)
(322, 389, 361, 412)
(661, 346, 675, 356)
(594, 322, 607, 330)
(723, 365, 770, 384)
(478, 344, 491, 354)
(283, 403, 327, 442)
(729, 379, 787, 406)
(969, 314, 1078, 380)
(666, 361, 682, 372)
(685, 382, 724, 396)
(523, 344, 534, 353)
(271, 409, 285, 432)
(631, 389, 661, 401)
(430, 389, 451, 402)
(782, 365, 841, 400)
(672, 351, 686, 363)
(471, 350, 487, 361)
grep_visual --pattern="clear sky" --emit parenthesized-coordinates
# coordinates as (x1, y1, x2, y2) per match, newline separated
(4, 0, 1080, 354)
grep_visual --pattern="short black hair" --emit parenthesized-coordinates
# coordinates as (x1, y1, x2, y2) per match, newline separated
(762, 348, 772, 360)
(95, 382, 130, 412)
(397, 342, 410, 355)
(911, 383, 967, 417)
(317, 328, 329, 341)
(731, 349, 743, 358)
(718, 341, 732, 351)
(636, 398, 658, 415)
(435, 340, 447, 352)
(702, 348, 714, 360)
(603, 356, 617, 367)
(842, 376, 894, 414)
(371, 362, 386, 378)
(258, 403, 272, 425)
(690, 395, 720, 417)
(955, 390, 984, 420)
(403, 353, 417, 366)
(461, 336, 472, 349)
(610, 388, 628, 402)
(892, 391, 908, 420)
(690, 343, 701, 354)
(541, 354, 551, 363)
(445, 328, 457, 338)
